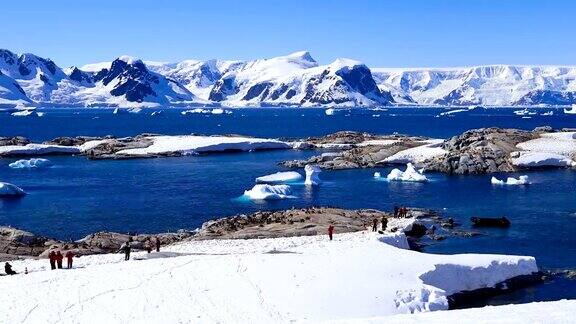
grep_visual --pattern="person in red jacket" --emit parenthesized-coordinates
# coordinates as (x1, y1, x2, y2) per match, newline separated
(55, 251, 64, 269)
(65, 251, 75, 269)
(328, 224, 335, 241)
(48, 251, 57, 270)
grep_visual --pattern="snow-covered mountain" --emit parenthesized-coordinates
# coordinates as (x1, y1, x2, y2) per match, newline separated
(1, 49, 202, 107)
(372, 65, 576, 106)
(1, 48, 576, 107)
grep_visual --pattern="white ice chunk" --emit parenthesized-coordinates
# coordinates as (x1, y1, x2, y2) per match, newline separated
(0, 182, 26, 197)
(491, 175, 530, 185)
(387, 163, 428, 182)
(255, 171, 303, 184)
(8, 158, 51, 169)
(325, 108, 335, 115)
(304, 164, 322, 186)
(374, 172, 382, 178)
(243, 184, 293, 200)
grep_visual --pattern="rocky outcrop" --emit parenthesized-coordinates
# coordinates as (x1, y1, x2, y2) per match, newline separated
(0, 226, 194, 261)
(281, 131, 428, 169)
(424, 128, 537, 174)
(0, 136, 30, 146)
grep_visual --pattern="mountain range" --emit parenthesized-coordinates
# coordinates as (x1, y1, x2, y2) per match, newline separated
(1, 49, 575, 108)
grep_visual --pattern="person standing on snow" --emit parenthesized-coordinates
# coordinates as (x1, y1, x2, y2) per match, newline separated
(155, 237, 161, 252)
(48, 250, 57, 270)
(55, 251, 64, 269)
(328, 224, 335, 241)
(122, 241, 131, 261)
(381, 216, 388, 232)
(65, 251, 75, 269)
(372, 219, 378, 232)
(144, 240, 151, 254)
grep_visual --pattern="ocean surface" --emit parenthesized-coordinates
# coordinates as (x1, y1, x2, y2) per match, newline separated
(1, 106, 576, 305)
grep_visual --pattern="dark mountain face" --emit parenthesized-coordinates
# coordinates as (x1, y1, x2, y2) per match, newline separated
(209, 77, 238, 101)
(515, 90, 576, 105)
(68, 67, 94, 84)
(335, 65, 381, 98)
(100, 59, 159, 102)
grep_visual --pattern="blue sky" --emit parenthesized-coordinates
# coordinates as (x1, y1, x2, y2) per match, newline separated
(2, 0, 574, 67)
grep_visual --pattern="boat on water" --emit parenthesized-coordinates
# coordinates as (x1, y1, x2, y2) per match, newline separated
(564, 104, 576, 115)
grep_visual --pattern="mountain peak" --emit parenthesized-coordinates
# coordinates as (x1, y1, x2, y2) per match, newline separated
(116, 55, 143, 65)
(285, 51, 316, 63)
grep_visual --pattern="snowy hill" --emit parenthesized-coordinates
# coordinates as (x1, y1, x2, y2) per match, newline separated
(372, 65, 576, 106)
(2, 48, 576, 107)
(0, 71, 32, 106)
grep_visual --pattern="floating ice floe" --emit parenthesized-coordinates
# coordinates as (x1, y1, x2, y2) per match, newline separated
(491, 175, 530, 185)
(8, 158, 52, 169)
(304, 165, 322, 186)
(325, 108, 335, 115)
(243, 184, 293, 200)
(11, 110, 35, 117)
(255, 171, 303, 184)
(374, 172, 382, 178)
(0, 182, 26, 197)
(387, 163, 428, 182)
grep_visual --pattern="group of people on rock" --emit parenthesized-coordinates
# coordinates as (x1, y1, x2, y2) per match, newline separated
(394, 206, 409, 218)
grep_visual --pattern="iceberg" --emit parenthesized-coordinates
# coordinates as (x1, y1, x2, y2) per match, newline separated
(11, 110, 35, 117)
(387, 163, 428, 182)
(374, 172, 382, 178)
(255, 171, 303, 184)
(0, 182, 26, 197)
(8, 158, 52, 169)
(243, 184, 293, 200)
(304, 165, 322, 186)
(491, 175, 530, 185)
(325, 108, 335, 115)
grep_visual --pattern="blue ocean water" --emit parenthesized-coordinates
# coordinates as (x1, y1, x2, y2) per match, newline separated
(1, 107, 576, 304)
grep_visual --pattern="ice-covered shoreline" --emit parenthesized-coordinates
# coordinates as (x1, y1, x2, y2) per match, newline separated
(0, 228, 539, 323)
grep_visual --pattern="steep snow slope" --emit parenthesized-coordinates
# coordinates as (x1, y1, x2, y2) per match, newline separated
(373, 65, 576, 106)
(0, 49, 67, 102)
(0, 71, 32, 105)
